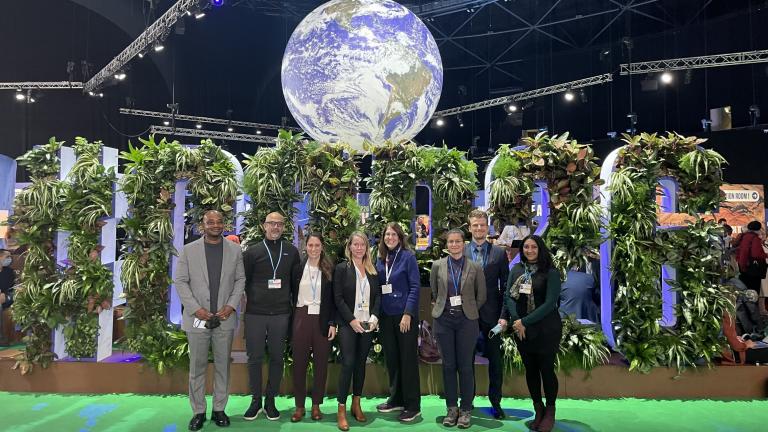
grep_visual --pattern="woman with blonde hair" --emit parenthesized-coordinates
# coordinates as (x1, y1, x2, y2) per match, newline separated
(333, 231, 381, 431)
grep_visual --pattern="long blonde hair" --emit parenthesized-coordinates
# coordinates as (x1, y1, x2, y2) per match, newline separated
(345, 231, 377, 275)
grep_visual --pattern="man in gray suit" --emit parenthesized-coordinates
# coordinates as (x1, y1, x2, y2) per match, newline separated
(176, 209, 246, 431)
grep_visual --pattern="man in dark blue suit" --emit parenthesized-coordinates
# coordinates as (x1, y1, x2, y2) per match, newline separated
(465, 209, 509, 419)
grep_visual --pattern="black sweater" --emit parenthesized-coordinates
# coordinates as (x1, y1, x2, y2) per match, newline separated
(243, 238, 302, 315)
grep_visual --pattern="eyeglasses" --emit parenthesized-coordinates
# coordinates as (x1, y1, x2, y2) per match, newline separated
(264, 221, 285, 228)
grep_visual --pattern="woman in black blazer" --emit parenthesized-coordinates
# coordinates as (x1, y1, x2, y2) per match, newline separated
(290, 233, 337, 422)
(333, 231, 381, 431)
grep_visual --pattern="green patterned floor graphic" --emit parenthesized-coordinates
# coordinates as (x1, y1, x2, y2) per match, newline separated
(2, 392, 766, 431)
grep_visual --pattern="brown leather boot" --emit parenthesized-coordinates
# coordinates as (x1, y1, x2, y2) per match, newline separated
(291, 407, 305, 423)
(529, 401, 545, 430)
(351, 396, 367, 422)
(311, 404, 323, 421)
(337, 404, 350, 431)
(538, 404, 556, 432)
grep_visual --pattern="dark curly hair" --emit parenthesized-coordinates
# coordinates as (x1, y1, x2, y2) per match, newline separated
(519, 234, 553, 273)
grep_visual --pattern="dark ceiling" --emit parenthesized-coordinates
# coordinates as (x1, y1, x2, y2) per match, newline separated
(2, 0, 768, 167)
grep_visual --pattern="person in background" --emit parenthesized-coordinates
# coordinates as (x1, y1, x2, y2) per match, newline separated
(175, 210, 246, 431)
(737, 221, 766, 295)
(334, 231, 381, 431)
(496, 218, 530, 258)
(242, 212, 302, 421)
(464, 209, 509, 419)
(500, 235, 562, 432)
(290, 233, 337, 423)
(375, 223, 422, 423)
(432, 229, 486, 428)
(0, 249, 16, 346)
(558, 265, 599, 322)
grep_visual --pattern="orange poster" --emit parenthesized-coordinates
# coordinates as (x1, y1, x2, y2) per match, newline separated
(657, 184, 765, 232)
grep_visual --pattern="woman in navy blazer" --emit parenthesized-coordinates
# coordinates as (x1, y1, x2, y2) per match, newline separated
(333, 231, 381, 431)
(374, 222, 422, 422)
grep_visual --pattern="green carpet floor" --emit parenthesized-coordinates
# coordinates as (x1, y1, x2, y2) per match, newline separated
(2, 392, 766, 432)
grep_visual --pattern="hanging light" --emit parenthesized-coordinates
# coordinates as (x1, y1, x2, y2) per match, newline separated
(660, 71, 673, 84)
(435, 117, 445, 127)
(564, 90, 575, 102)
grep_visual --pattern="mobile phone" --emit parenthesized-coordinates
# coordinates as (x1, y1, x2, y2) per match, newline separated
(361, 322, 371, 331)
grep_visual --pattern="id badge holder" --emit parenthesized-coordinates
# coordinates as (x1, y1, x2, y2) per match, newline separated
(449, 295, 462, 307)
(307, 303, 320, 315)
(381, 284, 393, 294)
(193, 318, 207, 329)
(361, 301, 370, 312)
(268, 278, 282, 289)
(519, 283, 532, 295)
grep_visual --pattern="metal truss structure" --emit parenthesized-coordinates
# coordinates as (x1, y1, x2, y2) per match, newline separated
(150, 125, 278, 144)
(120, 108, 300, 132)
(0, 81, 84, 90)
(84, 0, 199, 92)
(620, 49, 768, 75)
(433, 73, 613, 117)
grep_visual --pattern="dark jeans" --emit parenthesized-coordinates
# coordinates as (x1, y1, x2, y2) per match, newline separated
(244, 313, 290, 400)
(519, 349, 558, 406)
(379, 313, 421, 411)
(291, 307, 331, 407)
(337, 325, 373, 405)
(478, 319, 503, 404)
(434, 310, 479, 410)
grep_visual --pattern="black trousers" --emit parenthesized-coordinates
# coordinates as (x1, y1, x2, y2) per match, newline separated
(337, 325, 373, 405)
(519, 348, 558, 406)
(478, 319, 503, 404)
(434, 310, 479, 410)
(379, 313, 421, 411)
(244, 313, 290, 400)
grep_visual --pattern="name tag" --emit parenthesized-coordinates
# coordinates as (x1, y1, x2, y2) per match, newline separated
(307, 303, 320, 315)
(193, 318, 207, 329)
(381, 284, 393, 294)
(357, 302, 369, 312)
(268, 278, 282, 289)
(450, 295, 462, 307)
(519, 283, 532, 295)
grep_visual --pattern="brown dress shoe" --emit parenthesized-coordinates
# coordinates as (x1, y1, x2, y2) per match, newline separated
(337, 404, 350, 431)
(311, 404, 323, 421)
(291, 407, 305, 423)
(351, 396, 366, 422)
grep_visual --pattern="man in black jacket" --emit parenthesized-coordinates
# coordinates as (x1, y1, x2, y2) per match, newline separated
(465, 210, 509, 419)
(242, 212, 302, 421)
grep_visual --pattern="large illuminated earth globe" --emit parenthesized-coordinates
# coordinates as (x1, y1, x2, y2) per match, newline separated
(281, 0, 443, 150)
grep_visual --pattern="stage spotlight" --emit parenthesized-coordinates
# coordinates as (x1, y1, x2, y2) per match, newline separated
(256, 129, 262, 135)
(456, 114, 464, 128)
(114, 72, 127, 81)
(564, 90, 575, 102)
(14, 91, 25, 101)
(195, 11, 206, 19)
(211, 0, 224, 6)
(195, 123, 203, 129)
(660, 71, 673, 84)
(435, 117, 445, 127)
(154, 43, 165, 52)
(227, 126, 234, 132)
(579, 88, 588, 103)
(163, 120, 170, 126)
(506, 103, 518, 113)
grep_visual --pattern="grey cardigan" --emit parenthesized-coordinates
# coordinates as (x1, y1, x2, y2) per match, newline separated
(430, 256, 486, 320)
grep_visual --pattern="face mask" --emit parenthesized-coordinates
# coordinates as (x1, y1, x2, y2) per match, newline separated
(1, 258, 11, 267)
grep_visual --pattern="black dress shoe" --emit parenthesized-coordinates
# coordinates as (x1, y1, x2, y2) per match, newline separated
(188, 413, 206, 431)
(491, 401, 506, 420)
(212, 411, 230, 427)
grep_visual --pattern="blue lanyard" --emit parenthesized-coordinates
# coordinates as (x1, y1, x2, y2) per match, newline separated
(448, 257, 463, 297)
(307, 264, 320, 302)
(471, 242, 488, 267)
(354, 265, 368, 304)
(385, 248, 401, 284)
(523, 265, 534, 283)
(263, 240, 283, 280)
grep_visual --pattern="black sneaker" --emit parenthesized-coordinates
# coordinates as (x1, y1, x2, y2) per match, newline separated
(398, 409, 421, 422)
(376, 401, 404, 413)
(264, 399, 280, 421)
(243, 398, 262, 421)
(491, 401, 506, 420)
